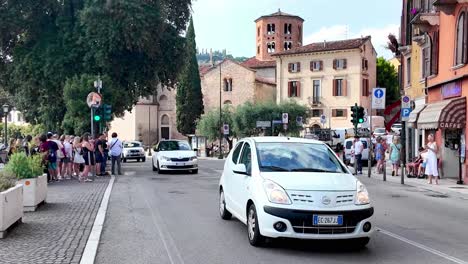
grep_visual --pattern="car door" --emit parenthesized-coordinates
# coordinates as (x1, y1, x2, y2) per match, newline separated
(231, 141, 253, 222)
(224, 141, 244, 212)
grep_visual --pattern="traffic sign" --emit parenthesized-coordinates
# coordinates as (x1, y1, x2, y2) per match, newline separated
(282, 113, 289, 124)
(401, 96, 411, 108)
(256, 121, 271, 128)
(372, 88, 386, 109)
(296, 116, 303, 126)
(223, 124, 229, 135)
(272, 120, 283, 124)
(401, 108, 412, 121)
(320, 114, 326, 124)
(87, 92, 102, 108)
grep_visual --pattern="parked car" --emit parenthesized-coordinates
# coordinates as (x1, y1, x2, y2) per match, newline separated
(373, 127, 387, 137)
(122, 141, 146, 163)
(391, 123, 402, 134)
(218, 137, 374, 248)
(152, 140, 198, 174)
(343, 138, 373, 165)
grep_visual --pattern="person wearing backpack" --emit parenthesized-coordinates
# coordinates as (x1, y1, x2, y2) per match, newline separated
(40, 133, 59, 182)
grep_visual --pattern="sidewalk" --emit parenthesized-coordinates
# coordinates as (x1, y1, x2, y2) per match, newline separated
(0, 177, 110, 264)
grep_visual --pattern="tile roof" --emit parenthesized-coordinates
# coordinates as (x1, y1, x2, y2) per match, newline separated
(255, 9, 304, 22)
(272, 36, 372, 56)
(255, 77, 276, 86)
(241, 57, 276, 69)
(199, 65, 214, 77)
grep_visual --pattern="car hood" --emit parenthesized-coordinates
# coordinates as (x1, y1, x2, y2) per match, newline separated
(123, 147, 144, 151)
(260, 172, 357, 191)
(158, 150, 196, 158)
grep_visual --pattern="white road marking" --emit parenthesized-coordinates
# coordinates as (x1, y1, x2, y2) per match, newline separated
(378, 228, 468, 264)
(80, 176, 115, 264)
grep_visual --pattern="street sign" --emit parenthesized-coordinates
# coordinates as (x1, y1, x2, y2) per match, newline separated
(256, 121, 271, 128)
(401, 96, 411, 108)
(372, 88, 386, 109)
(87, 92, 102, 108)
(320, 114, 326, 124)
(296, 116, 303, 126)
(223, 124, 229, 135)
(282, 113, 289, 124)
(401, 108, 412, 121)
(272, 120, 283, 124)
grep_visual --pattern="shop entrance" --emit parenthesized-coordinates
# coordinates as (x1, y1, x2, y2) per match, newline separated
(442, 129, 461, 179)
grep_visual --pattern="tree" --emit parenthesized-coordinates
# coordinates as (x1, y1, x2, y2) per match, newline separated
(376, 57, 400, 106)
(196, 105, 235, 150)
(176, 17, 204, 135)
(0, 0, 191, 132)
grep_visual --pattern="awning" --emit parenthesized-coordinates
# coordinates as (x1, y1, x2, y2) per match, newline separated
(417, 97, 466, 130)
(407, 104, 427, 128)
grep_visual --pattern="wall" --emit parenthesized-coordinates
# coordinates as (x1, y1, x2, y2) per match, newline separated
(254, 82, 276, 103)
(255, 67, 276, 80)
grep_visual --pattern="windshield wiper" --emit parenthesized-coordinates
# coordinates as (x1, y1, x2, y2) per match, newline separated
(260, 165, 290, 172)
(291, 168, 339, 173)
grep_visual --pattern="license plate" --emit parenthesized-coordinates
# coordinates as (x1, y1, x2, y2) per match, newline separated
(176, 163, 185, 166)
(313, 215, 343, 226)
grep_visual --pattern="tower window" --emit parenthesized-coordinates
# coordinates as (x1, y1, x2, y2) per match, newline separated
(267, 23, 275, 35)
(257, 45, 260, 54)
(267, 42, 276, 53)
(257, 27, 260, 37)
(284, 41, 292, 50)
(284, 23, 292, 34)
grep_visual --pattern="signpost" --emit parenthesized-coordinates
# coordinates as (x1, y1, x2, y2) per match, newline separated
(282, 113, 289, 124)
(256, 121, 271, 128)
(372, 88, 386, 109)
(401, 95, 411, 184)
(87, 92, 102, 138)
(320, 114, 326, 124)
(223, 124, 230, 136)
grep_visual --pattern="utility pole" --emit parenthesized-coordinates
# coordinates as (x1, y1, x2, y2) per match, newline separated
(218, 61, 223, 159)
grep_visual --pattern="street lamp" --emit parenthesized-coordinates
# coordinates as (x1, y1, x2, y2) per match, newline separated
(3, 104, 9, 146)
(218, 61, 223, 159)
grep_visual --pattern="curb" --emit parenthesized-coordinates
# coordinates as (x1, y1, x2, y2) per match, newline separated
(80, 175, 116, 264)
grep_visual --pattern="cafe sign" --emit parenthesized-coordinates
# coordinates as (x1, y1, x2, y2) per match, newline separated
(439, 122, 464, 129)
(441, 81, 462, 99)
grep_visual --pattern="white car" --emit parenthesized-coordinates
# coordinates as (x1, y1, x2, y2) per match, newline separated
(122, 141, 146, 162)
(218, 137, 374, 247)
(391, 123, 402, 134)
(152, 140, 198, 174)
(373, 127, 387, 137)
(344, 138, 371, 165)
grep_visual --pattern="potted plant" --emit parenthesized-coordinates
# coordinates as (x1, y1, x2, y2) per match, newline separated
(4, 153, 47, 212)
(0, 171, 23, 238)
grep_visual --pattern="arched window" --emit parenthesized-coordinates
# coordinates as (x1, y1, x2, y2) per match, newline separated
(223, 100, 232, 105)
(161, 115, 170, 125)
(455, 11, 467, 65)
(159, 95, 168, 102)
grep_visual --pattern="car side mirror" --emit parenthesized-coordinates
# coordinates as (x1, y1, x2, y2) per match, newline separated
(233, 164, 249, 176)
(193, 148, 198, 152)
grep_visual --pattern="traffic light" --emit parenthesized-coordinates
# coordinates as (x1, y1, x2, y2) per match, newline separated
(357, 106, 365, 124)
(103, 104, 112, 121)
(350, 104, 358, 125)
(93, 107, 102, 122)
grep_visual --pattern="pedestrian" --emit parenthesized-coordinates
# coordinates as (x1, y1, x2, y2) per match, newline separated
(108, 132, 123, 175)
(96, 133, 108, 176)
(353, 136, 364, 174)
(406, 147, 426, 177)
(7, 138, 17, 157)
(80, 133, 95, 182)
(40, 133, 59, 182)
(389, 137, 402, 176)
(51, 134, 65, 180)
(374, 137, 385, 174)
(30, 136, 40, 156)
(425, 134, 439, 184)
(22, 135, 33, 156)
(72, 136, 85, 178)
(61, 135, 73, 179)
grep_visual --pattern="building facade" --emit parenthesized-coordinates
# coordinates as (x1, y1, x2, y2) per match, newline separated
(109, 86, 185, 147)
(272, 37, 377, 130)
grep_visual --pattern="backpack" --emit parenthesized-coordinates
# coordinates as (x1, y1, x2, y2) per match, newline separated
(48, 141, 58, 163)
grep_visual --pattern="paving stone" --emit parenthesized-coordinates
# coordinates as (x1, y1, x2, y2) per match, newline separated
(0, 178, 110, 263)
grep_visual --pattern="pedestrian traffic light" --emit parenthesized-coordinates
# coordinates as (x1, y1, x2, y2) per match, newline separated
(93, 108, 102, 122)
(103, 104, 112, 121)
(350, 103, 358, 126)
(357, 106, 365, 124)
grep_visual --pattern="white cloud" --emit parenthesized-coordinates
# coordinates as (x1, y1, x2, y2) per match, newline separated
(304, 24, 400, 59)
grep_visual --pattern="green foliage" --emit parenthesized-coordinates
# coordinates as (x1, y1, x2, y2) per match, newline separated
(376, 57, 400, 106)
(0, 123, 46, 141)
(197, 106, 234, 141)
(0, 171, 16, 192)
(0, 0, 192, 132)
(176, 17, 204, 135)
(4, 152, 43, 179)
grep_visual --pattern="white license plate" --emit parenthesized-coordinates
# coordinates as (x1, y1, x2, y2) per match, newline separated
(176, 163, 185, 166)
(313, 215, 343, 226)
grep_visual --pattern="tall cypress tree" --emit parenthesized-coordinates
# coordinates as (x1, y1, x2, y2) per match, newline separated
(176, 17, 204, 135)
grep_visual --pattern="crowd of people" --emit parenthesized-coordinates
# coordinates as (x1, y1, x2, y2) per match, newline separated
(6, 131, 124, 183)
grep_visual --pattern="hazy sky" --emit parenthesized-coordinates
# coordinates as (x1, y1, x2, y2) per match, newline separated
(192, 0, 402, 59)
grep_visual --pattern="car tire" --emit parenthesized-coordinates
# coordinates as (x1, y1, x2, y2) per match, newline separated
(219, 189, 232, 220)
(191, 169, 198, 174)
(157, 162, 164, 174)
(137, 158, 140, 162)
(142, 158, 146, 162)
(152, 160, 157, 171)
(123, 158, 127, 163)
(247, 204, 266, 247)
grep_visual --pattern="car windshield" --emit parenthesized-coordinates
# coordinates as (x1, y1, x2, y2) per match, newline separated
(158, 141, 191, 151)
(393, 124, 402, 128)
(256, 142, 346, 173)
(124, 142, 141, 148)
(375, 128, 386, 133)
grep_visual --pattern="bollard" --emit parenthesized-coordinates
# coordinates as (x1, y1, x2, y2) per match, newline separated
(383, 160, 387, 181)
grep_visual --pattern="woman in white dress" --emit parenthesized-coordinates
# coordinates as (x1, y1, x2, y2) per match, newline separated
(425, 134, 439, 184)
(72, 136, 85, 179)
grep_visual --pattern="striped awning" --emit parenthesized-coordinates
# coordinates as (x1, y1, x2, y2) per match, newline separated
(407, 104, 426, 128)
(417, 97, 466, 130)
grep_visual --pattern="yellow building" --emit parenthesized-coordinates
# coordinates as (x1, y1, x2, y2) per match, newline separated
(272, 37, 377, 129)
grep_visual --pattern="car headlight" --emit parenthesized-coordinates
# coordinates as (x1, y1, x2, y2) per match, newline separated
(160, 156, 171, 162)
(263, 180, 292, 205)
(190, 156, 197, 161)
(355, 180, 370, 205)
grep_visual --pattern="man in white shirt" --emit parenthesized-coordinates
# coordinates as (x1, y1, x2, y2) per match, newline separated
(109, 132, 123, 175)
(353, 136, 364, 174)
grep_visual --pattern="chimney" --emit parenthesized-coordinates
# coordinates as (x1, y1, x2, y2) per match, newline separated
(209, 48, 213, 67)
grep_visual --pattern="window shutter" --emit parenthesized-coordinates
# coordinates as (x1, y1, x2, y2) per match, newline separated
(297, 81, 301, 97)
(288, 82, 292, 97)
(333, 79, 337, 96)
(365, 59, 368, 70)
(362, 58, 365, 70)
(343, 59, 348, 69)
(344, 109, 348, 117)
(297, 62, 301, 72)
(431, 31, 439, 75)
(333, 59, 337, 70)
(310, 61, 314, 71)
(332, 109, 337, 117)
(343, 79, 348, 96)
(288, 63, 292, 73)
(319, 61, 323, 71)
(366, 79, 369, 96)
(362, 79, 365, 96)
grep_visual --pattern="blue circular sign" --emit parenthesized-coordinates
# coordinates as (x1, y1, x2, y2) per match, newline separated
(374, 89, 384, 98)
(402, 96, 410, 103)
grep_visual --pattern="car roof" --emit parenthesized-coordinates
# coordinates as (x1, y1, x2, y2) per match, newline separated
(242, 136, 324, 144)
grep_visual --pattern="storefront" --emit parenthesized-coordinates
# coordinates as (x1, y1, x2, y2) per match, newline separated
(407, 101, 426, 159)
(417, 94, 466, 179)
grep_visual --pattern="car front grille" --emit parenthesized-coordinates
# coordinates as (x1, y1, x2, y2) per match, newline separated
(170, 158, 190, 162)
(264, 206, 374, 235)
(130, 150, 141, 153)
(166, 165, 195, 169)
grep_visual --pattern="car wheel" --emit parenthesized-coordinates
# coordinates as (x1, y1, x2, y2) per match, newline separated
(142, 158, 146, 162)
(137, 158, 140, 162)
(152, 160, 157, 171)
(123, 158, 127, 163)
(157, 162, 164, 174)
(247, 204, 265, 247)
(191, 169, 198, 174)
(219, 189, 232, 220)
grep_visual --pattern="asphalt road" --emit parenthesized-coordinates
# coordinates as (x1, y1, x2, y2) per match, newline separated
(95, 159, 468, 264)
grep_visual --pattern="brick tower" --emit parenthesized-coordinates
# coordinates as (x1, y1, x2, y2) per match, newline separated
(255, 9, 304, 61)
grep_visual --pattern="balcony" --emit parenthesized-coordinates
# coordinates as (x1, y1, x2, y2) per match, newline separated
(410, 7, 439, 32)
(308, 96, 321, 106)
(433, 0, 468, 15)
